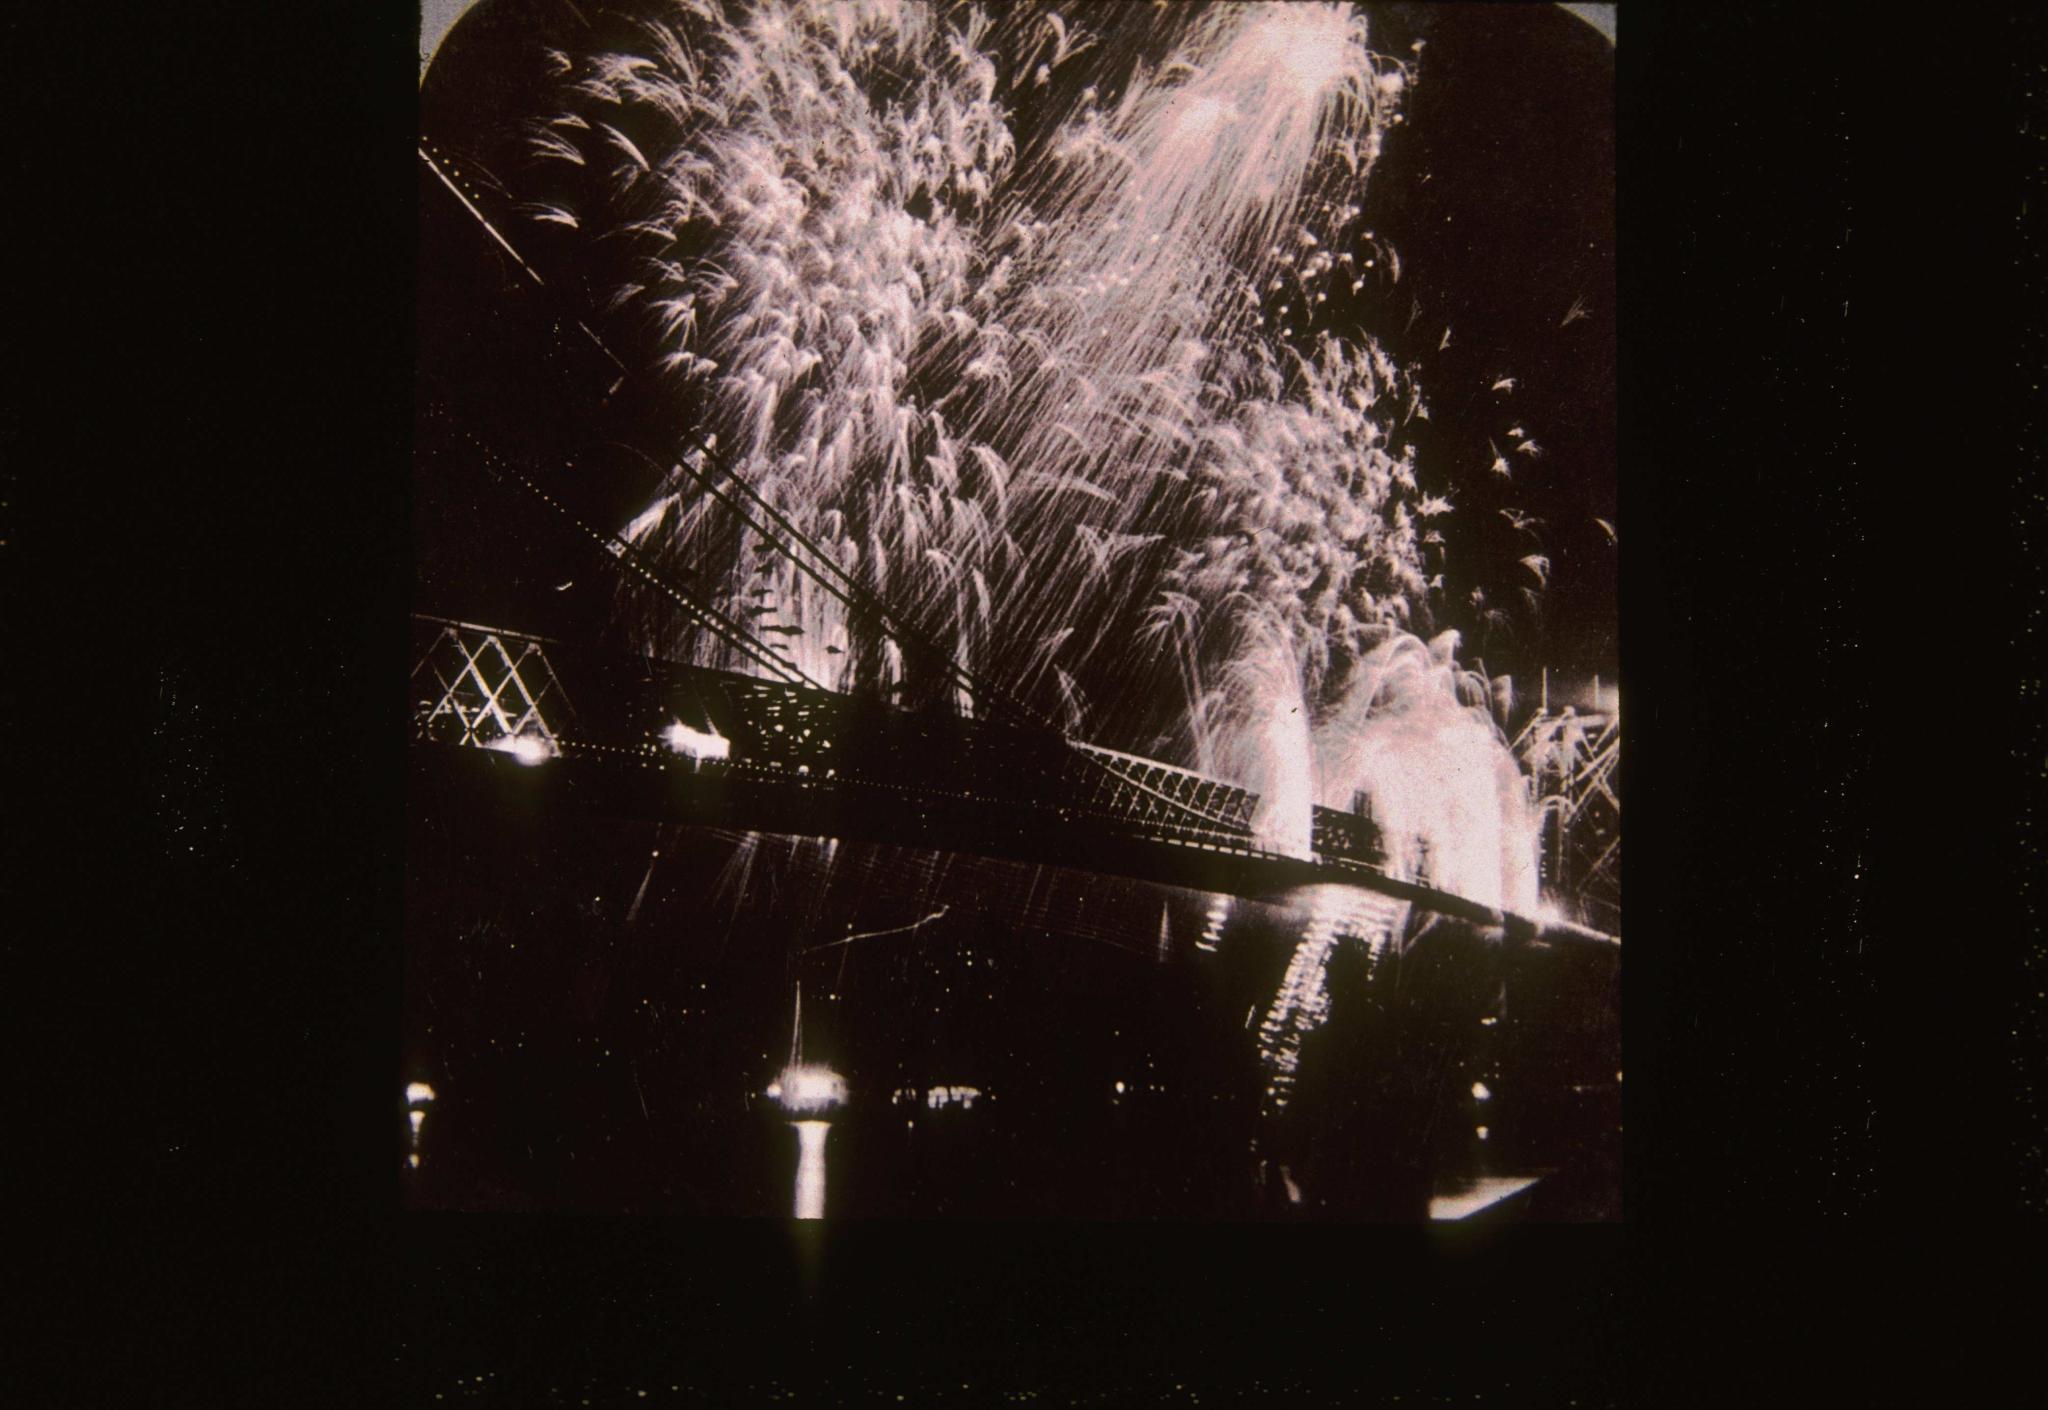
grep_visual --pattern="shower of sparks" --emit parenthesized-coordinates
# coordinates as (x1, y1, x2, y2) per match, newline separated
(1313, 632, 1541, 912)
(522, 0, 1542, 895)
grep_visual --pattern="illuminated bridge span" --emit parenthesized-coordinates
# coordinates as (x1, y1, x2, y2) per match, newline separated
(412, 615, 1616, 953)
(410, 143, 1614, 955)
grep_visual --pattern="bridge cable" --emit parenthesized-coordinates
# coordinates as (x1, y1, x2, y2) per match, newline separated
(419, 141, 1273, 833)
(421, 142, 1031, 725)
(432, 410, 826, 692)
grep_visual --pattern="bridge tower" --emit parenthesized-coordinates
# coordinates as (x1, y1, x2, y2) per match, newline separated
(1514, 685, 1620, 932)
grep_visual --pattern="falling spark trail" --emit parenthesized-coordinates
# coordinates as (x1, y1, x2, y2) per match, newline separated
(804, 907, 949, 952)
(624, 844, 661, 924)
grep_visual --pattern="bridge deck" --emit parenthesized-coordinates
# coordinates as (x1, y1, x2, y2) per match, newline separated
(411, 615, 1618, 952)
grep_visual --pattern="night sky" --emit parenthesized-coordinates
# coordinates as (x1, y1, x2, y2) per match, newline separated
(1354, 3, 1615, 683)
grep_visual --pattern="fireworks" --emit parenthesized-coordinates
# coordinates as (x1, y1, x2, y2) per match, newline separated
(515, 1, 1537, 890)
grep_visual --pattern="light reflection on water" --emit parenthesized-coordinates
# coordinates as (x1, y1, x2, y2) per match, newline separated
(403, 804, 1616, 1218)
(1252, 885, 1409, 1113)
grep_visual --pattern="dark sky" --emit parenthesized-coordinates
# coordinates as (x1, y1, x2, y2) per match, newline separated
(1350, 2, 1616, 683)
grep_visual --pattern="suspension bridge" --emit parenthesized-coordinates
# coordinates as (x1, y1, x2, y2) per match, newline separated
(412, 141, 1618, 957)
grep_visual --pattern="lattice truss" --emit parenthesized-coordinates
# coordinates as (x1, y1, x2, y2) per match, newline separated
(412, 620, 575, 753)
(1063, 744, 1259, 839)
(1515, 709, 1620, 921)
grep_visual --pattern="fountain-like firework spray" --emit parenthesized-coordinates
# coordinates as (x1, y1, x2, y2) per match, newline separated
(1211, 610, 1317, 857)
(1315, 631, 1541, 913)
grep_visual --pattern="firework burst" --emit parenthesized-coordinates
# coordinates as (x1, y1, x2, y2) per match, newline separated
(516, 0, 1534, 876)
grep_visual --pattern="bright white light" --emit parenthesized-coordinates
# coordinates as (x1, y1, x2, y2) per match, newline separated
(409, 1110, 426, 1137)
(789, 1070, 844, 1104)
(1199, 896, 1232, 952)
(1430, 1176, 1543, 1221)
(1471, 1081, 1492, 1102)
(1170, 93, 1238, 143)
(1320, 631, 1546, 914)
(488, 733, 554, 765)
(1239, 3, 1352, 104)
(1114, 1080, 1126, 1094)
(406, 1082, 436, 1106)
(662, 720, 730, 761)
(772, 1063, 846, 1114)
(793, 1120, 831, 1220)
(1476, 1125, 1490, 1142)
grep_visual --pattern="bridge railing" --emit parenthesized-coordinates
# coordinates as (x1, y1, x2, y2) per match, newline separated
(1065, 742, 1259, 834)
